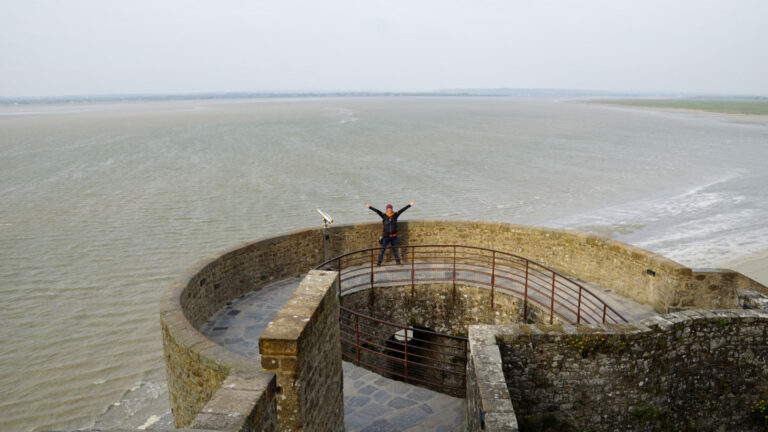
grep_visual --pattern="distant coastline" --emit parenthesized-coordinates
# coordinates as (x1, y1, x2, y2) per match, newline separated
(3, 88, 766, 106)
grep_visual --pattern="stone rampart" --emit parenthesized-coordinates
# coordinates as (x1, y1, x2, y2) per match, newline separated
(160, 228, 324, 427)
(467, 310, 768, 431)
(327, 220, 764, 313)
(161, 221, 765, 428)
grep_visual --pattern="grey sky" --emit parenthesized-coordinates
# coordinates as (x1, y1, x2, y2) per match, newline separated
(1, 0, 767, 97)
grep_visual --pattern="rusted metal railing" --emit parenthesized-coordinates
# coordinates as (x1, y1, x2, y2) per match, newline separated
(317, 244, 628, 325)
(338, 306, 467, 397)
(317, 244, 627, 397)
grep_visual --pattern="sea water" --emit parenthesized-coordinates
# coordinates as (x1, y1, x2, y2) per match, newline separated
(1, 97, 766, 430)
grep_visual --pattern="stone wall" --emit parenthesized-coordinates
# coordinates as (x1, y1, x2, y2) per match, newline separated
(339, 283, 552, 335)
(326, 220, 763, 313)
(162, 220, 766, 428)
(259, 271, 344, 432)
(161, 228, 324, 427)
(190, 370, 278, 431)
(481, 310, 768, 431)
(466, 326, 519, 432)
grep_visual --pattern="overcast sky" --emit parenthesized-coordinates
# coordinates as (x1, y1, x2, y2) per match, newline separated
(1, 0, 767, 98)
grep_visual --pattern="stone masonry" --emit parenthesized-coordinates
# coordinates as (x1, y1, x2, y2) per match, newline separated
(259, 271, 344, 432)
(161, 221, 768, 430)
(466, 309, 768, 431)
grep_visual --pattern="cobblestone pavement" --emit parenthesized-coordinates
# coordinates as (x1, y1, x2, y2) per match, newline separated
(200, 276, 302, 361)
(343, 361, 465, 432)
(200, 276, 466, 431)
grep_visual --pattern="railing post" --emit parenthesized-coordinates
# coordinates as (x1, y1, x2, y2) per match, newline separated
(490, 251, 496, 308)
(337, 257, 342, 299)
(577, 285, 582, 324)
(354, 314, 360, 366)
(370, 249, 374, 290)
(411, 247, 415, 297)
(550, 272, 555, 324)
(452, 245, 456, 303)
(403, 328, 409, 382)
(523, 261, 529, 321)
(603, 304, 607, 324)
(463, 338, 468, 392)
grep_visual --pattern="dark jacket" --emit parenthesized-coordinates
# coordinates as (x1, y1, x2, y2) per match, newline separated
(369, 205, 411, 237)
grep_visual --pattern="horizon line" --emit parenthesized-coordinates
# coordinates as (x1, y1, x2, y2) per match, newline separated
(2, 88, 767, 103)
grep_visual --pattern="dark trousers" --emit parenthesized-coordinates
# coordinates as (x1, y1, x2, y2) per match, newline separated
(378, 235, 401, 265)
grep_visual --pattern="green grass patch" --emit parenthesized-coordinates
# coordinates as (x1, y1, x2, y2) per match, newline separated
(590, 98, 768, 115)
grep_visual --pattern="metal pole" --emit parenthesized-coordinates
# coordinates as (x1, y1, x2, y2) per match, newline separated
(523, 261, 529, 321)
(491, 251, 496, 308)
(550, 272, 555, 324)
(355, 314, 360, 365)
(462, 339, 468, 392)
(403, 328, 409, 382)
(338, 257, 342, 299)
(370, 249, 374, 290)
(452, 245, 456, 302)
(603, 304, 607, 324)
(322, 222, 330, 263)
(577, 285, 582, 324)
(411, 247, 415, 297)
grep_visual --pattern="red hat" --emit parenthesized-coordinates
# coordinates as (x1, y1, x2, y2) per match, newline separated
(386, 204, 393, 211)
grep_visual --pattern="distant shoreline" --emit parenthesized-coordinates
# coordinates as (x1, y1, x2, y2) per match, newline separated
(588, 98, 768, 125)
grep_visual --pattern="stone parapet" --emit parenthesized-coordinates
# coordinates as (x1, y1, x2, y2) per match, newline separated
(466, 325, 519, 431)
(467, 310, 768, 431)
(259, 271, 343, 432)
(190, 370, 277, 432)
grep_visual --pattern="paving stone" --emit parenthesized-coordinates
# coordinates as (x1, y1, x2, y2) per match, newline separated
(419, 403, 433, 414)
(360, 419, 398, 432)
(346, 396, 371, 408)
(406, 387, 436, 401)
(387, 396, 417, 410)
(372, 390, 392, 404)
(345, 412, 378, 431)
(390, 406, 430, 429)
(387, 381, 413, 395)
(358, 385, 378, 395)
(358, 402, 394, 418)
(347, 366, 367, 379)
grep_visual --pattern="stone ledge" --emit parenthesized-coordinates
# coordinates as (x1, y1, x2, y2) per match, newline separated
(190, 370, 277, 432)
(467, 325, 519, 432)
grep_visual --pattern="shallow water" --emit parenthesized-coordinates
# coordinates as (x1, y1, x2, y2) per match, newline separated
(0, 97, 766, 430)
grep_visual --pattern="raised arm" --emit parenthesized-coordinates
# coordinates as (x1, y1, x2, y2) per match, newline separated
(364, 202, 385, 218)
(396, 200, 415, 216)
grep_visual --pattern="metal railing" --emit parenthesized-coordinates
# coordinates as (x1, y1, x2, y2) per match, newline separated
(317, 244, 628, 325)
(339, 306, 467, 397)
(316, 244, 627, 397)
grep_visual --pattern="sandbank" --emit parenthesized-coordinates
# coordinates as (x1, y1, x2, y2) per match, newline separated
(723, 252, 768, 287)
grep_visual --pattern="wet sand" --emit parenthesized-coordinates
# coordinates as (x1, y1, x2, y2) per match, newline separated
(589, 101, 768, 126)
(726, 252, 768, 287)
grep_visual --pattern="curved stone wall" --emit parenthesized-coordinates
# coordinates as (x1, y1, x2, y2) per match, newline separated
(161, 228, 324, 427)
(161, 220, 764, 427)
